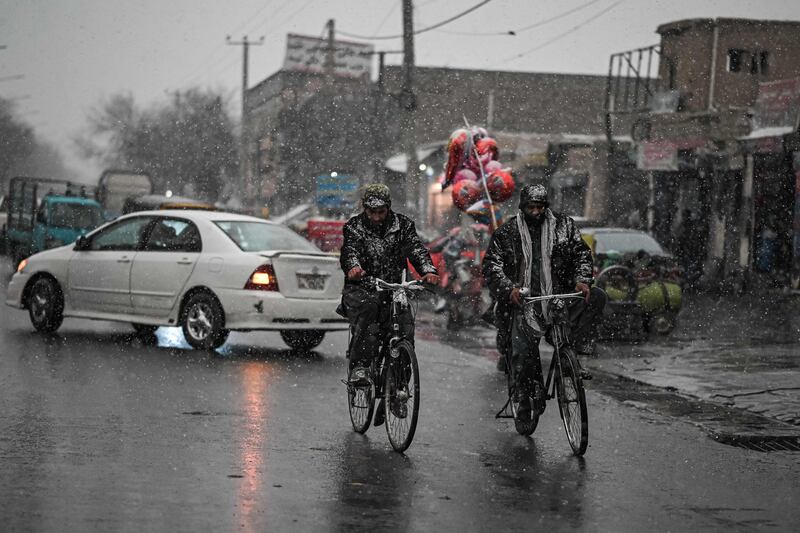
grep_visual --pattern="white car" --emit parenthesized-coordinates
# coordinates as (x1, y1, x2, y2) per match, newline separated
(6, 210, 349, 350)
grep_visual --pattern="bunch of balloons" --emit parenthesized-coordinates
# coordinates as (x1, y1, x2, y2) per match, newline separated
(442, 126, 515, 225)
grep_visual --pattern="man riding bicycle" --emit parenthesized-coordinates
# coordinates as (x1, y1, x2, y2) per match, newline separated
(482, 184, 606, 422)
(339, 184, 439, 423)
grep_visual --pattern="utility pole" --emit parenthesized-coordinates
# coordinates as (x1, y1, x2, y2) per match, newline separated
(227, 35, 264, 202)
(325, 19, 336, 79)
(400, 0, 419, 219)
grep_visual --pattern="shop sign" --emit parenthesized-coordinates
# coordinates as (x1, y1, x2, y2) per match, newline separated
(752, 78, 800, 131)
(636, 138, 706, 171)
(315, 173, 359, 209)
(284, 34, 373, 79)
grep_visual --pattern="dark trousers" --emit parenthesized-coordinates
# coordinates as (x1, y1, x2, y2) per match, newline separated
(509, 287, 606, 392)
(342, 284, 415, 364)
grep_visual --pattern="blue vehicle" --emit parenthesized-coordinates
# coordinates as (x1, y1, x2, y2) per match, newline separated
(6, 177, 104, 264)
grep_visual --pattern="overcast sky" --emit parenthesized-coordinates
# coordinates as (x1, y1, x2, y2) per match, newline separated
(2, 0, 800, 177)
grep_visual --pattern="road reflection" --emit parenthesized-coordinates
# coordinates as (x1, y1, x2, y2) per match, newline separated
(329, 432, 416, 532)
(235, 361, 275, 533)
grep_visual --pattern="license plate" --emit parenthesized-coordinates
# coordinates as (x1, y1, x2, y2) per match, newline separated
(297, 274, 326, 291)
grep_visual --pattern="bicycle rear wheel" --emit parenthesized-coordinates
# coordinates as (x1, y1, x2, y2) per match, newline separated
(384, 340, 420, 453)
(556, 348, 588, 455)
(347, 371, 375, 434)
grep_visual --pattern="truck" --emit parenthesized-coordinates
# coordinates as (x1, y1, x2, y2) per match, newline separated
(5, 177, 104, 264)
(96, 169, 153, 219)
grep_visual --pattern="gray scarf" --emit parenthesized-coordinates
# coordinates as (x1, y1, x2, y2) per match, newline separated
(516, 209, 555, 320)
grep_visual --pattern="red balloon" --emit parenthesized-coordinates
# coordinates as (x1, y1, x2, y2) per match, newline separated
(452, 179, 483, 210)
(486, 170, 515, 202)
(476, 137, 499, 161)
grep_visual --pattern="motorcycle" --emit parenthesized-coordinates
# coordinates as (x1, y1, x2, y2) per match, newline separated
(428, 225, 489, 330)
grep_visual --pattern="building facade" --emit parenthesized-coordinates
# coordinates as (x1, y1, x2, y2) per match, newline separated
(606, 18, 800, 289)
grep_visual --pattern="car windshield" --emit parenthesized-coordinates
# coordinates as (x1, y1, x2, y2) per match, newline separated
(215, 221, 320, 252)
(594, 232, 665, 255)
(50, 203, 103, 229)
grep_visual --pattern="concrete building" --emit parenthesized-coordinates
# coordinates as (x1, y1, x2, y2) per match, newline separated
(605, 18, 800, 289)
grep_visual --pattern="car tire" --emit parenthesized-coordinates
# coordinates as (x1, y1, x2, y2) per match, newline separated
(280, 330, 325, 351)
(180, 292, 229, 350)
(27, 277, 64, 333)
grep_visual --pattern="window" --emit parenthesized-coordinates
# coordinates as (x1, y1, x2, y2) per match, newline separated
(143, 218, 202, 252)
(215, 221, 319, 252)
(89, 217, 152, 251)
(49, 203, 103, 229)
(727, 48, 769, 74)
(727, 49, 746, 72)
(751, 51, 769, 74)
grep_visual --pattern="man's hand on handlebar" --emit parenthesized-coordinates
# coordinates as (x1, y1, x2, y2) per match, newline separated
(347, 266, 366, 280)
(575, 282, 590, 302)
(422, 273, 440, 285)
(510, 287, 522, 306)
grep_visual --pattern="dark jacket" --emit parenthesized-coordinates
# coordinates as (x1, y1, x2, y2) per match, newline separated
(482, 210, 593, 350)
(340, 211, 436, 285)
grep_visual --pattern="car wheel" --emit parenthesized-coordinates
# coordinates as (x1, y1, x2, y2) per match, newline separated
(27, 277, 64, 333)
(181, 292, 229, 350)
(647, 311, 676, 335)
(280, 330, 325, 351)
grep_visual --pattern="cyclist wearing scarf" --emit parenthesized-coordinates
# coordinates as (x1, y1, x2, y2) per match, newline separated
(482, 184, 606, 421)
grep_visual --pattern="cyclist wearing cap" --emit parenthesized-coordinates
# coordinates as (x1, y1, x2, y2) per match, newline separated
(339, 184, 439, 422)
(482, 184, 606, 422)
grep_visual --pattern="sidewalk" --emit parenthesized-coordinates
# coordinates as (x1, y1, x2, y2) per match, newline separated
(589, 290, 800, 428)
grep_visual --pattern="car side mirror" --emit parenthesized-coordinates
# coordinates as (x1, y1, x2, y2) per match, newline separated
(74, 235, 89, 251)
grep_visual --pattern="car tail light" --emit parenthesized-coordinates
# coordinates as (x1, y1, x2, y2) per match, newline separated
(244, 264, 279, 291)
(17, 259, 28, 273)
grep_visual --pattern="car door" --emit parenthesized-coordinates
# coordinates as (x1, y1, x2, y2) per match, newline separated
(67, 216, 153, 314)
(130, 217, 201, 317)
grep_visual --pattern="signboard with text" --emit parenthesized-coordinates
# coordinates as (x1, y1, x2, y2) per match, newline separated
(315, 174, 359, 210)
(752, 78, 800, 131)
(636, 138, 706, 171)
(283, 34, 373, 79)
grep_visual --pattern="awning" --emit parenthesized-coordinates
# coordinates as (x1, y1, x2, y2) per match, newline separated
(384, 144, 443, 173)
(739, 126, 796, 141)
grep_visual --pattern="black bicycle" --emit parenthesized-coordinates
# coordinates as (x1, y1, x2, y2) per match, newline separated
(345, 274, 424, 453)
(497, 291, 589, 456)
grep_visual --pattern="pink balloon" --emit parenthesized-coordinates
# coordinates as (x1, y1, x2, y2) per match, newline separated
(453, 168, 478, 184)
(484, 160, 503, 174)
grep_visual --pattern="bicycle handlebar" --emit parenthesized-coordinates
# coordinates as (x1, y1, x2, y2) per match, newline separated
(521, 291, 584, 302)
(374, 277, 426, 292)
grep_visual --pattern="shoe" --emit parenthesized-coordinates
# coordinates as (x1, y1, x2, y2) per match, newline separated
(374, 398, 386, 426)
(348, 363, 369, 385)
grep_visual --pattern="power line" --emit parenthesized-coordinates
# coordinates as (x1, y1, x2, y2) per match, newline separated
(435, 0, 603, 36)
(337, 0, 494, 41)
(498, 0, 625, 65)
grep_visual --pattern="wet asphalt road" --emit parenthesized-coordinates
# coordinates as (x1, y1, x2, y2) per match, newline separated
(1, 264, 799, 531)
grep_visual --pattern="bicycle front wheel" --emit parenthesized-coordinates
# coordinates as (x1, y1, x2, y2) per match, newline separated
(347, 376, 375, 434)
(384, 340, 420, 453)
(556, 348, 588, 455)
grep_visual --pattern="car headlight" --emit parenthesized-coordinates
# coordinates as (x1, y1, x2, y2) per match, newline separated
(17, 259, 28, 273)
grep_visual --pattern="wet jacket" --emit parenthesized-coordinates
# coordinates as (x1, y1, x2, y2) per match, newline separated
(340, 211, 436, 285)
(482, 210, 593, 350)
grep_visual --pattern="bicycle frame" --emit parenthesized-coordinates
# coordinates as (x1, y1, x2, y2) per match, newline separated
(496, 292, 583, 417)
